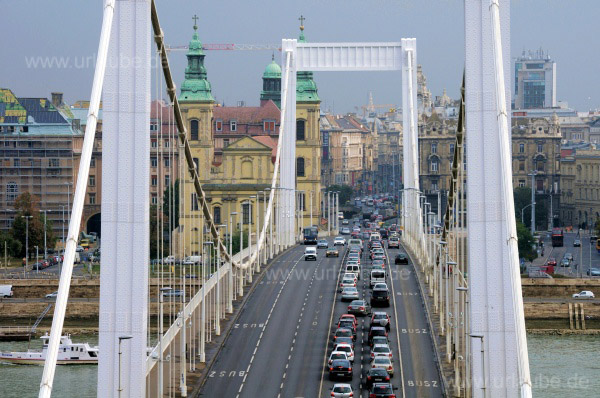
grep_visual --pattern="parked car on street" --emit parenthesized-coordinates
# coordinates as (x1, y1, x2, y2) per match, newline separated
(573, 290, 595, 299)
(587, 268, 600, 276)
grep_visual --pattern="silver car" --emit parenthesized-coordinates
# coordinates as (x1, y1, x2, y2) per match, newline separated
(341, 286, 359, 301)
(331, 383, 353, 398)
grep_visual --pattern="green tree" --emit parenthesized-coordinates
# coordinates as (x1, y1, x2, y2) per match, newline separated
(325, 184, 354, 206)
(513, 187, 549, 230)
(150, 204, 159, 258)
(0, 230, 22, 258)
(10, 192, 47, 257)
(516, 220, 536, 261)
(162, 179, 180, 230)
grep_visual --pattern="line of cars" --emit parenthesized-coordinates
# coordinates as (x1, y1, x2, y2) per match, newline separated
(327, 230, 400, 397)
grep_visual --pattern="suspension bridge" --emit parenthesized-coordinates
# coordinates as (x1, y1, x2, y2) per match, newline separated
(36, 0, 530, 397)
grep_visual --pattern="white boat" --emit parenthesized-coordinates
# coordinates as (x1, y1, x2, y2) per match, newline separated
(0, 334, 98, 365)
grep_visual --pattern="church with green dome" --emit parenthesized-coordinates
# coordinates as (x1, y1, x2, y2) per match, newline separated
(178, 16, 322, 256)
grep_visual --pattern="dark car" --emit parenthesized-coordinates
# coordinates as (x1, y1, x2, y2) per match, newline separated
(334, 328, 355, 342)
(329, 359, 353, 380)
(380, 229, 389, 239)
(338, 320, 357, 337)
(573, 239, 581, 247)
(369, 383, 397, 398)
(395, 253, 408, 265)
(365, 368, 391, 389)
(368, 326, 388, 344)
(370, 312, 391, 331)
(326, 247, 340, 257)
(370, 335, 389, 349)
(371, 289, 390, 307)
(335, 336, 354, 349)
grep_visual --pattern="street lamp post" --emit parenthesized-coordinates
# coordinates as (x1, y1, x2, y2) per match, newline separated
(117, 335, 133, 397)
(40, 209, 49, 259)
(22, 215, 33, 270)
(228, 212, 237, 312)
(528, 171, 537, 235)
(521, 203, 533, 225)
(470, 333, 486, 397)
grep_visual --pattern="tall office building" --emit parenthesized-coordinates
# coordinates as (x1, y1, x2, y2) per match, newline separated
(514, 49, 556, 109)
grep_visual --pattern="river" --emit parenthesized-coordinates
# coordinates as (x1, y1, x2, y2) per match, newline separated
(0, 333, 598, 396)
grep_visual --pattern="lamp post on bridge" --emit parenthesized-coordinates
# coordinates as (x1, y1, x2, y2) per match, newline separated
(200, 241, 213, 363)
(216, 224, 227, 335)
(228, 212, 237, 310)
(117, 335, 133, 398)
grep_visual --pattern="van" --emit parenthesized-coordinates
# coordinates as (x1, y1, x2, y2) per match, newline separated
(304, 246, 317, 261)
(369, 233, 381, 243)
(345, 264, 361, 280)
(348, 239, 362, 247)
(370, 270, 386, 287)
(183, 255, 202, 265)
(0, 285, 13, 298)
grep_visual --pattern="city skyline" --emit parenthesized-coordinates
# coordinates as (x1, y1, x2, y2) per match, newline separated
(1, 0, 598, 113)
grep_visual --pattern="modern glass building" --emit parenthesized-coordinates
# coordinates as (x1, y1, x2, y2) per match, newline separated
(513, 49, 557, 110)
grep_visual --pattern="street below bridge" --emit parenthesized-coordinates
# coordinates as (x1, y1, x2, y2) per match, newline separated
(198, 234, 442, 397)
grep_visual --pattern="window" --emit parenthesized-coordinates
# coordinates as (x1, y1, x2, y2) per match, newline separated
(263, 120, 275, 132)
(151, 140, 158, 148)
(90, 157, 95, 167)
(215, 119, 223, 132)
(164, 139, 170, 148)
(6, 181, 18, 201)
(430, 160, 438, 172)
(431, 180, 438, 191)
(296, 120, 306, 141)
(518, 180, 526, 187)
(536, 179, 544, 192)
(151, 175, 157, 186)
(191, 193, 199, 211)
(190, 119, 199, 140)
(230, 120, 237, 132)
(450, 144, 455, 155)
(89, 193, 96, 205)
(151, 194, 157, 205)
(89, 175, 96, 187)
(165, 175, 170, 187)
(537, 143, 543, 153)
(298, 193, 306, 211)
(519, 161, 525, 171)
(242, 202, 252, 224)
(223, 139, 230, 147)
(49, 158, 60, 167)
(213, 206, 221, 225)
(431, 143, 437, 154)
(150, 121, 158, 131)
(537, 160, 544, 172)
(164, 158, 170, 167)
(151, 157, 157, 167)
(14, 158, 20, 167)
(519, 143, 525, 153)
(297, 157, 305, 177)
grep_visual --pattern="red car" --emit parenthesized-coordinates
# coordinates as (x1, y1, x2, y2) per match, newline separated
(546, 258, 557, 267)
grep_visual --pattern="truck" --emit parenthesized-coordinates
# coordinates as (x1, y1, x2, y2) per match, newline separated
(551, 228, 564, 247)
(0, 285, 14, 298)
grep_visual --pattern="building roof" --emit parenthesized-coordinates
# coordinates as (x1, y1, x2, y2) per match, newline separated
(263, 56, 282, 79)
(213, 100, 280, 123)
(251, 135, 279, 161)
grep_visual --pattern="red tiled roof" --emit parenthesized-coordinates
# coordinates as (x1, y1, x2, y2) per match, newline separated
(214, 100, 280, 123)
(252, 135, 279, 163)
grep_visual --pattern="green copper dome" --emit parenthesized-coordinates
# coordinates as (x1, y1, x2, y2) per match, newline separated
(296, 23, 319, 103)
(179, 19, 214, 103)
(263, 58, 282, 79)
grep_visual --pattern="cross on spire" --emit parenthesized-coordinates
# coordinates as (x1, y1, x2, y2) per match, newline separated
(299, 15, 305, 31)
(192, 14, 199, 31)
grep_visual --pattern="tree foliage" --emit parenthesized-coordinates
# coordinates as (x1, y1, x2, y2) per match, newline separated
(162, 179, 180, 230)
(516, 220, 537, 261)
(513, 187, 549, 230)
(10, 192, 54, 257)
(325, 184, 354, 206)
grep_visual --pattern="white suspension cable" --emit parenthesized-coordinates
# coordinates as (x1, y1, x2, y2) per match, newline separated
(39, 1, 115, 397)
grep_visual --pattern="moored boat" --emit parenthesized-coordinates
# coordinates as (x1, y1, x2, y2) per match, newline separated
(0, 334, 98, 365)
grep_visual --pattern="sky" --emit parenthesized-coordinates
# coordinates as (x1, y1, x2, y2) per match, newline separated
(1, 0, 598, 114)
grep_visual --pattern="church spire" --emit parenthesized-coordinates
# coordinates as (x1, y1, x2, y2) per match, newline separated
(179, 15, 214, 102)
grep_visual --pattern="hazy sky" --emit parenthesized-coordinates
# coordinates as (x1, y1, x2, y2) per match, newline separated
(1, 0, 598, 113)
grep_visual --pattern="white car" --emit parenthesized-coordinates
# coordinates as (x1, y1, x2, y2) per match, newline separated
(332, 343, 354, 362)
(339, 278, 356, 292)
(328, 351, 348, 366)
(372, 356, 394, 376)
(341, 287, 359, 301)
(45, 291, 58, 299)
(334, 237, 346, 246)
(370, 344, 393, 361)
(343, 273, 358, 283)
(572, 290, 595, 299)
(304, 246, 317, 261)
(331, 383, 353, 398)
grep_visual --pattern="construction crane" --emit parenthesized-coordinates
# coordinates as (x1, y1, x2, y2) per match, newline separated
(360, 92, 396, 117)
(167, 44, 281, 51)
